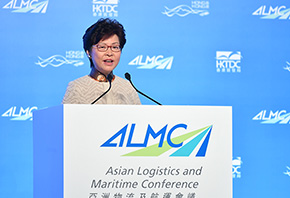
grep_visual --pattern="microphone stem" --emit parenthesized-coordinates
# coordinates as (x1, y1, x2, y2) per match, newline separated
(91, 81, 112, 104)
(129, 81, 162, 105)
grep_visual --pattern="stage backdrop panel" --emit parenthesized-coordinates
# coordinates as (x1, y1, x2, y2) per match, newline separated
(1, 0, 290, 198)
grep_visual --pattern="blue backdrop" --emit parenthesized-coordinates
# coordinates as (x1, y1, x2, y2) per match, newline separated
(1, 0, 290, 197)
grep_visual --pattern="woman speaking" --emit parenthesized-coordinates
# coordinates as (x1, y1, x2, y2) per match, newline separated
(62, 18, 141, 105)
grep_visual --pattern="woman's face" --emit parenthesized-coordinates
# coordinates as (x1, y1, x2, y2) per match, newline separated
(88, 34, 121, 76)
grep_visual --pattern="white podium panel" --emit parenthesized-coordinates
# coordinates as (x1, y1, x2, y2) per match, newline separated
(33, 104, 232, 198)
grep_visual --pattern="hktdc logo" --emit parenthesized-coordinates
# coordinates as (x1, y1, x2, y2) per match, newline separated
(2, 106, 38, 121)
(232, 157, 242, 178)
(162, 1, 210, 17)
(92, 0, 118, 17)
(253, 5, 290, 20)
(35, 51, 85, 68)
(253, 110, 290, 124)
(3, 0, 49, 13)
(216, 51, 242, 73)
(129, 55, 174, 70)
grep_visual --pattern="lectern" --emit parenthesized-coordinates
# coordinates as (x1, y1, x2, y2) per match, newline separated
(33, 104, 232, 198)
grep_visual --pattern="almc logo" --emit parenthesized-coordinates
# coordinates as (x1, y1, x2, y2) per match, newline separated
(253, 110, 290, 124)
(129, 55, 174, 70)
(216, 51, 242, 73)
(92, 0, 118, 17)
(253, 5, 290, 20)
(2, 106, 38, 121)
(3, 0, 49, 13)
(101, 124, 213, 157)
(162, 1, 209, 17)
(35, 51, 84, 68)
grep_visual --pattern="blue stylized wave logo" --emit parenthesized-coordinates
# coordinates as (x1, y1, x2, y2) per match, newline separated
(162, 5, 209, 17)
(101, 125, 213, 157)
(3, 0, 49, 13)
(35, 55, 84, 68)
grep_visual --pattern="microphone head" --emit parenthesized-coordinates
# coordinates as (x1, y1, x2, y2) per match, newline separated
(124, 72, 131, 81)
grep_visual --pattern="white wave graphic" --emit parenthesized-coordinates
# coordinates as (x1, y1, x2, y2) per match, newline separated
(284, 61, 290, 72)
(284, 166, 290, 176)
(217, 52, 242, 61)
(162, 5, 209, 17)
(35, 55, 84, 68)
(11, 114, 32, 121)
(93, 0, 118, 4)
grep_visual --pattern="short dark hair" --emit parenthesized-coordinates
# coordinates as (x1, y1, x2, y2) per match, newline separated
(83, 18, 126, 52)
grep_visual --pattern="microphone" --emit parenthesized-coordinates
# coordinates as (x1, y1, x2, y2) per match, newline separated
(125, 72, 162, 105)
(91, 73, 113, 104)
